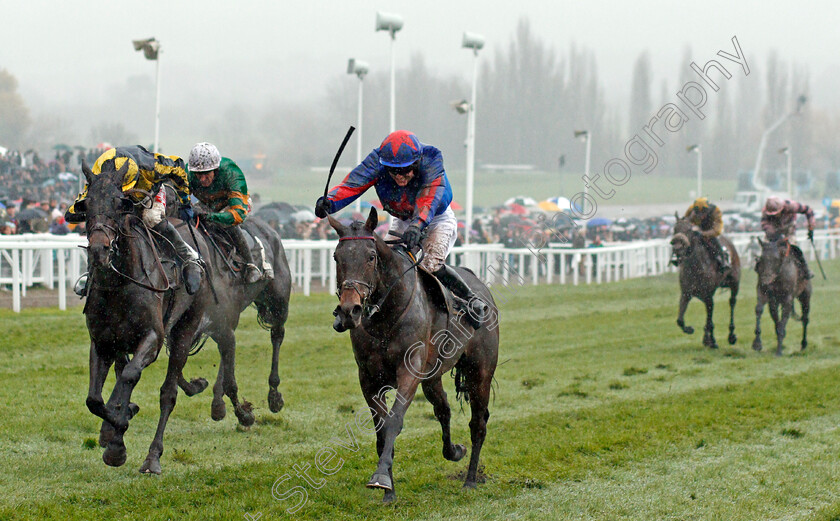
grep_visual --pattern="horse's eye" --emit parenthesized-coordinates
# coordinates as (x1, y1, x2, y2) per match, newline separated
(368, 254, 376, 262)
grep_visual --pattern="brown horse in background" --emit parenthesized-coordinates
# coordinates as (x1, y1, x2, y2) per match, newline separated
(329, 208, 499, 503)
(752, 237, 811, 356)
(670, 214, 741, 349)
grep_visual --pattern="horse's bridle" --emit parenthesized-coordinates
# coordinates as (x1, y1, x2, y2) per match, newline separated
(334, 236, 378, 313)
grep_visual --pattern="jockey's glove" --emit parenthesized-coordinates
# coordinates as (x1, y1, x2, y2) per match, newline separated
(179, 205, 195, 224)
(315, 197, 330, 219)
(808, 229, 814, 241)
(403, 224, 422, 251)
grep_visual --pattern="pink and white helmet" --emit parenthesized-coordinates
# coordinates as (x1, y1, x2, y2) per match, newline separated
(188, 142, 221, 172)
(764, 196, 785, 215)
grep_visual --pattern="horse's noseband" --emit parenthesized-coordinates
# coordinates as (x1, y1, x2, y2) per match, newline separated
(335, 235, 378, 308)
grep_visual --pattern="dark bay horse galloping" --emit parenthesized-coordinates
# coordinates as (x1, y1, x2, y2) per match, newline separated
(670, 214, 741, 349)
(752, 237, 812, 356)
(329, 208, 499, 503)
(182, 214, 292, 426)
(82, 161, 212, 474)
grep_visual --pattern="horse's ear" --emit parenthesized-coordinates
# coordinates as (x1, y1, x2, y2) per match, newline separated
(674, 211, 679, 220)
(327, 214, 346, 237)
(756, 238, 764, 247)
(365, 207, 378, 233)
(116, 159, 129, 177)
(81, 159, 94, 184)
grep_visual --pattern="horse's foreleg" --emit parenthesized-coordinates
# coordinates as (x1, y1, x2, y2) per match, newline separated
(140, 316, 197, 474)
(422, 378, 466, 463)
(800, 291, 811, 351)
(465, 363, 493, 489)
(702, 297, 718, 349)
(366, 368, 421, 503)
(215, 329, 253, 427)
(103, 329, 162, 468)
(268, 325, 286, 413)
(728, 291, 738, 345)
(775, 298, 793, 357)
(676, 293, 694, 334)
(211, 350, 226, 421)
(86, 343, 115, 444)
(753, 291, 767, 352)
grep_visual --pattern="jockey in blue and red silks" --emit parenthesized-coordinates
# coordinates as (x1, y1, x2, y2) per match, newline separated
(315, 130, 487, 329)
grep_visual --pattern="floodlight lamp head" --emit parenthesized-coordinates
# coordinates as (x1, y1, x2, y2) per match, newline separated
(462, 32, 485, 53)
(779, 147, 790, 154)
(376, 12, 403, 36)
(451, 99, 470, 114)
(347, 58, 370, 78)
(796, 94, 807, 113)
(574, 130, 588, 140)
(132, 37, 159, 60)
(687, 144, 700, 153)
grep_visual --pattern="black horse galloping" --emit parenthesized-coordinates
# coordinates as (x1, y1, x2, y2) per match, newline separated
(329, 208, 499, 503)
(82, 161, 211, 473)
(752, 237, 812, 356)
(670, 214, 741, 349)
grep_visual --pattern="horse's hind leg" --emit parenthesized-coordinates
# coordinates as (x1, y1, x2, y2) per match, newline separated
(464, 361, 493, 489)
(768, 299, 787, 357)
(800, 291, 811, 351)
(775, 298, 795, 357)
(702, 296, 718, 349)
(211, 352, 226, 421)
(421, 378, 466, 462)
(214, 329, 254, 427)
(267, 324, 286, 413)
(676, 293, 694, 334)
(178, 373, 208, 397)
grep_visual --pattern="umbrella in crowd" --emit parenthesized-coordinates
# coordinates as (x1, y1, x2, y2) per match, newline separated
(58, 172, 78, 181)
(507, 203, 528, 215)
(291, 209, 316, 223)
(588, 217, 612, 227)
(503, 196, 537, 207)
(537, 200, 562, 212)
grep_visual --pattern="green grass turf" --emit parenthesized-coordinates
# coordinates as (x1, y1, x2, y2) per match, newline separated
(250, 169, 736, 209)
(1, 260, 839, 520)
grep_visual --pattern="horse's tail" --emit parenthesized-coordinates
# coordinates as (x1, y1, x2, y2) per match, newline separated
(451, 359, 470, 404)
(791, 302, 803, 322)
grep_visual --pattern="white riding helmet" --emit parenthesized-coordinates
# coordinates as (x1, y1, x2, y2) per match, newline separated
(188, 142, 221, 172)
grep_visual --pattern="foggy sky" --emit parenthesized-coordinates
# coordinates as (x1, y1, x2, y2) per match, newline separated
(2, 0, 839, 149)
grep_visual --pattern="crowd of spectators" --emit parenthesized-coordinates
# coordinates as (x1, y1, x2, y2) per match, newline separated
(0, 147, 106, 236)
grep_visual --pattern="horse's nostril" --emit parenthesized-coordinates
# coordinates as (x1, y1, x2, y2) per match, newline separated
(351, 305, 362, 319)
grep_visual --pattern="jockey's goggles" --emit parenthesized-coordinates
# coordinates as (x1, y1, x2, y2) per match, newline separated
(386, 165, 415, 178)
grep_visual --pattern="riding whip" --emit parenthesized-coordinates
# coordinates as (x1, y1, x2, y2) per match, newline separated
(323, 126, 356, 200)
(810, 236, 827, 280)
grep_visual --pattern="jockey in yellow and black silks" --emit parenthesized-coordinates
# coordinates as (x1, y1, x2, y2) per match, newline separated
(65, 146, 203, 295)
(683, 197, 730, 273)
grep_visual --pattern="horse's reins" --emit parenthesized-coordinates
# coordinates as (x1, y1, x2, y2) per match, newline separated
(109, 213, 171, 292)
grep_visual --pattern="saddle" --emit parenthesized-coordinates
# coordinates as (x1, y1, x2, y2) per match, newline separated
(195, 221, 271, 278)
(417, 265, 477, 328)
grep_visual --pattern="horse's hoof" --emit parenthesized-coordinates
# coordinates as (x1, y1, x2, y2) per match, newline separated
(211, 400, 226, 421)
(268, 389, 285, 413)
(128, 402, 140, 419)
(99, 422, 115, 447)
(139, 457, 162, 475)
(367, 472, 393, 491)
(752, 340, 762, 352)
(103, 444, 127, 467)
(708, 342, 719, 350)
(235, 400, 255, 427)
(445, 444, 467, 462)
(463, 480, 478, 490)
(728, 333, 737, 345)
(184, 378, 209, 397)
(684, 326, 694, 335)
(382, 490, 396, 504)
(801, 341, 807, 351)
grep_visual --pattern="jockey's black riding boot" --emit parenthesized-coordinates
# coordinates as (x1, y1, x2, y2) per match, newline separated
(433, 265, 488, 330)
(228, 225, 263, 284)
(791, 244, 815, 279)
(154, 220, 203, 294)
(707, 236, 730, 273)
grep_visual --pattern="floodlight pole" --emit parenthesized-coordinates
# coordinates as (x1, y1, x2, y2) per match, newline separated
(348, 59, 368, 214)
(688, 144, 702, 197)
(153, 53, 161, 153)
(389, 32, 396, 132)
(780, 147, 792, 195)
(753, 95, 806, 191)
(575, 130, 591, 213)
(462, 32, 484, 245)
